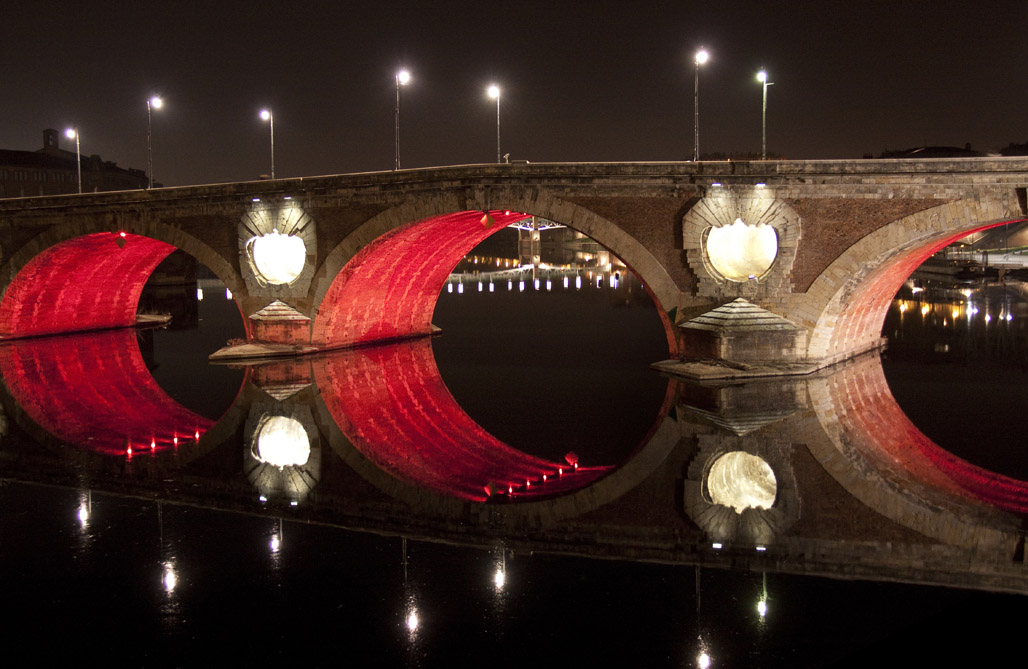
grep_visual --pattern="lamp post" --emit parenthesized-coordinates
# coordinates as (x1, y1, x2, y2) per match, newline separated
(693, 48, 709, 162)
(756, 70, 773, 160)
(260, 108, 275, 179)
(147, 95, 163, 188)
(487, 84, 501, 163)
(395, 69, 410, 170)
(64, 127, 81, 193)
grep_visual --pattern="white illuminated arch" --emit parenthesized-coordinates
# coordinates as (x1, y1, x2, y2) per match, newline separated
(247, 229, 307, 286)
(706, 451, 777, 513)
(704, 218, 778, 282)
(252, 415, 311, 468)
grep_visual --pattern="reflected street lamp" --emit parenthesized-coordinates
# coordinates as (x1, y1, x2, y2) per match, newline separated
(64, 127, 81, 193)
(756, 70, 773, 160)
(487, 84, 501, 163)
(260, 108, 275, 179)
(395, 69, 410, 170)
(693, 48, 709, 162)
(147, 95, 163, 188)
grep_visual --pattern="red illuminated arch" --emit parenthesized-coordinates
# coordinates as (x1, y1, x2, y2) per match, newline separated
(312, 211, 534, 347)
(0, 232, 175, 337)
(310, 202, 680, 353)
(807, 207, 1026, 363)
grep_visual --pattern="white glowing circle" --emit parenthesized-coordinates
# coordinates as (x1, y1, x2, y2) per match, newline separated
(406, 610, 419, 631)
(695, 49, 710, 65)
(254, 415, 310, 468)
(248, 229, 307, 285)
(150, 96, 163, 109)
(397, 69, 411, 85)
(77, 506, 89, 524)
(487, 84, 500, 99)
(698, 652, 711, 669)
(260, 109, 272, 121)
(757, 600, 768, 617)
(706, 451, 777, 514)
(65, 128, 76, 139)
(494, 568, 506, 589)
(704, 218, 778, 282)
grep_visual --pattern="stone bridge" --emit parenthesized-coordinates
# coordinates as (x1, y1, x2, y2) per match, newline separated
(1, 158, 1026, 369)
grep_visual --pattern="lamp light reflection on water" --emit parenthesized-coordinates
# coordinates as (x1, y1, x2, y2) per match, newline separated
(162, 563, 177, 592)
(252, 415, 310, 469)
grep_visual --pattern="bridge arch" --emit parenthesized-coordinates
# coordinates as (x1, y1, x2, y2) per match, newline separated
(0, 219, 244, 338)
(803, 199, 1025, 363)
(309, 189, 681, 352)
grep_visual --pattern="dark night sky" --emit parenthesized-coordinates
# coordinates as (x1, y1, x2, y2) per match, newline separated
(3, 1, 1026, 187)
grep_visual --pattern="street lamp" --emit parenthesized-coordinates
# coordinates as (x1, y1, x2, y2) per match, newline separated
(147, 95, 163, 188)
(756, 70, 773, 160)
(64, 127, 81, 193)
(395, 69, 410, 170)
(487, 84, 501, 163)
(693, 48, 709, 162)
(260, 108, 275, 179)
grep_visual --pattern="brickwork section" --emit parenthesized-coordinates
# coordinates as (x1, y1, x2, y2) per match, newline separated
(0, 328, 213, 454)
(563, 195, 699, 295)
(0, 232, 174, 336)
(786, 198, 943, 292)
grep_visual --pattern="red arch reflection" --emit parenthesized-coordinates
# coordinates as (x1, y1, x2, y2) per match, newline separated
(828, 356, 1028, 516)
(0, 232, 175, 338)
(314, 339, 612, 502)
(0, 329, 213, 455)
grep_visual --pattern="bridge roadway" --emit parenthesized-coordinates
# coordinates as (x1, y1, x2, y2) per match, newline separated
(1, 158, 1027, 370)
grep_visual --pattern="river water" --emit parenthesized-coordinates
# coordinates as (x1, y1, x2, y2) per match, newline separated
(0, 228, 1024, 667)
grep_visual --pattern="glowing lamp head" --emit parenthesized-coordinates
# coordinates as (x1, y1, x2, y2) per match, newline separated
(150, 95, 163, 109)
(695, 48, 710, 66)
(64, 128, 76, 139)
(757, 70, 768, 83)
(397, 69, 411, 85)
(260, 109, 272, 121)
(487, 84, 500, 99)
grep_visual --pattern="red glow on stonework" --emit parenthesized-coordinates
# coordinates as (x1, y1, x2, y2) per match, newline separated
(0, 329, 214, 455)
(312, 211, 532, 348)
(0, 232, 175, 338)
(829, 355, 1028, 516)
(314, 338, 612, 502)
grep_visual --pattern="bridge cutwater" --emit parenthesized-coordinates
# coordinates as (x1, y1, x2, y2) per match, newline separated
(1, 158, 1026, 375)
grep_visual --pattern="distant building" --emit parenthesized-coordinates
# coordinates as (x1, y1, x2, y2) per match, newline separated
(999, 141, 1028, 157)
(0, 129, 149, 199)
(876, 144, 981, 159)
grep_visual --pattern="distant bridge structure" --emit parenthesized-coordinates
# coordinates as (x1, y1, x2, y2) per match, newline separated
(0, 159, 1026, 371)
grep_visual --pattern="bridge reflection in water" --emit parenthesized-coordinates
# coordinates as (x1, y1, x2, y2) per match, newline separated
(0, 330, 1024, 598)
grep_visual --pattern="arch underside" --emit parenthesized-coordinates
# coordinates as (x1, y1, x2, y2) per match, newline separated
(0, 328, 214, 455)
(0, 232, 175, 338)
(813, 218, 1021, 363)
(312, 210, 547, 348)
(313, 338, 612, 502)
